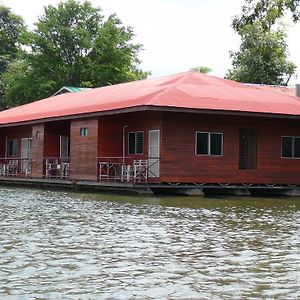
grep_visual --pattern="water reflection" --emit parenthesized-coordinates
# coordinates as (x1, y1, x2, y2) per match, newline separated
(0, 186, 300, 299)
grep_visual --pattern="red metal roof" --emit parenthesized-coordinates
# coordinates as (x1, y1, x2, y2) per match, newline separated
(248, 84, 295, 97)
(0, 71, 299, 125)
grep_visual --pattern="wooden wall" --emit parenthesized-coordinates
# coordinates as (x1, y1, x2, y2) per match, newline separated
(31, 124, 44, 178)
(98, 111, 162, 160)
(70, 118, 98, 180)
(44, 121, 70, 157)
(3, 109, 300, 185)
(160, 112, 300, 184)
(1, 125, 32, 157)
(0, 129, 6, 157)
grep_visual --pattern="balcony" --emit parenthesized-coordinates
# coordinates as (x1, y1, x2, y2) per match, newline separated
(0, 158, 31, 177)
(45, 157, 70, 179)
(98, 157, 159, 183)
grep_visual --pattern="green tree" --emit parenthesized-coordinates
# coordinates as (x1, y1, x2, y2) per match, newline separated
(228, 21, 296, 85)
(3, 0, 149, 107)
(228, 0, 298, 85)
(0, 5, 25, 109)
(89, 14, 148, 86)
(190, 66, 212, 74)
(233, 0, 300, 32)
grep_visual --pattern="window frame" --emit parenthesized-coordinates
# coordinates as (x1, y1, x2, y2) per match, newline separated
(6, 138, 18, 157)
(195, 131, 223, 157)
(281, 136, 300, 159)
(80, 128, 88, 137)
(128, 131, 144, 155)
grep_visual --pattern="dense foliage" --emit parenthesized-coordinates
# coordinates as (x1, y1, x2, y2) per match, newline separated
(0, 0, 149, 108)
(228, 0, 298, 85)
(233, 0, 300, 32)
(228, 21, 296, 85)
(190, 66, 212, 74)
(0, 5, 25, 109)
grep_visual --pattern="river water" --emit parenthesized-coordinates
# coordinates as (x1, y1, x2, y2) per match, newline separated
(0, 187, 300, 299)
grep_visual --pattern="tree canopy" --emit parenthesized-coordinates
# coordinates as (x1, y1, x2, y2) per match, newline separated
(228, 21, 296, 85)
(228, 0, 298, 85)
(190, 66, 212, 74)
(1, 0, 149, 108)
(233, 0, 300, 32)
(0, 5, 25, 109)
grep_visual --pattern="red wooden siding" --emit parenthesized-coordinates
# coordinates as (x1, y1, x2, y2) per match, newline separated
(1, 125, 32, 157)
(31, 124, 45, 178)
(70, 118, 98, 180)
(98, 111, 162, 159)
(160, 112, 300, 184)
(44, 121, 70, 157)
(0, 129, 6, 157)
(98, 115, 123, 157)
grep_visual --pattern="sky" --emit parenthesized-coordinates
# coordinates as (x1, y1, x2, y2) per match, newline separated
(1, 0, 300, 82)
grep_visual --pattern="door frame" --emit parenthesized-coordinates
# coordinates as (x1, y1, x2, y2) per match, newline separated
(148, 129, 160, 178)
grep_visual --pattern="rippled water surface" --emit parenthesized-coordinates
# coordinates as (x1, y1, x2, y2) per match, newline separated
(1, 187, 300, 299)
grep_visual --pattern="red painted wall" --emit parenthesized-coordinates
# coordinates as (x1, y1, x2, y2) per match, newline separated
(44, 121, 70, 157)
(160, 112, 300, 184)
(3, 109, 300, 185)
(1, 125, 32, 157)
(98, 111, 162, 160)
(0, 129, 6, 157)
(70, 118, 98, 180)
(31, 124, 44, 178)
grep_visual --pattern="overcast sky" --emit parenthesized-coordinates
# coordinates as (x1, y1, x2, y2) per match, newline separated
(1, 0, 300, 82)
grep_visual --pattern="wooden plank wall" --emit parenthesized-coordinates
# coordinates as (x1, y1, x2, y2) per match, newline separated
(31, 124, 45, 178)
(1, 125, 32, 157)
(0, 129, 7, 157)
(98, 111, 162, 160)
(161, 112, 300, 184)
(70, 118, 98, 180)
(44, 121, 70, 157)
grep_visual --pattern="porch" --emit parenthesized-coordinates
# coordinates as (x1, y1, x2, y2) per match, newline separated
(0, 158, 31, 177)
(97, 157, 160, 183)
(44, 157, 70, 179)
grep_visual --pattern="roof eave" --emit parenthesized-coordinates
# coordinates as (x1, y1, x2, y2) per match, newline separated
(1, 105, 300, 128)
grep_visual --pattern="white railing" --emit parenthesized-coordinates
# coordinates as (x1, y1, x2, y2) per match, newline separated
(44, 157, 70, 179)
(0, 158, 31, 177)
(97, 157, 159, 182)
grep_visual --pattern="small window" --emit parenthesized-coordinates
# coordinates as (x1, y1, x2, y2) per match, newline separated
(196, 132, 223, 156)
(282, 136, 300, 158)
(80, 128, 88, 136)
(7, 139, 18, 157)
(128, 131, 144, 155)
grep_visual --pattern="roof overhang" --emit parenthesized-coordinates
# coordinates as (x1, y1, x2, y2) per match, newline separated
(1, 105, 300, 128)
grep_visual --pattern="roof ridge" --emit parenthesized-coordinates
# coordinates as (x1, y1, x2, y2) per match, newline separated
(146, 72, 194, 105)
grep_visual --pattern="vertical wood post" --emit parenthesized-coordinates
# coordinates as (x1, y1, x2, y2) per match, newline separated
(31, 124, 45, 178)
(70, 118, 98, 181)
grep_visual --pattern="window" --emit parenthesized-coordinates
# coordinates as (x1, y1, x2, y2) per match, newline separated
(80, 128, 88, 136)
(128, 131, 144, 154)
(281, 136, 300, 158)
(239, 128, 257, 170)
(7, 139, 18, 157)
(195, 132, 223, 156)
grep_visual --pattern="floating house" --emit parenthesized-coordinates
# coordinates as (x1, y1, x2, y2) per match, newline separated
(0, 71, 300, 194)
